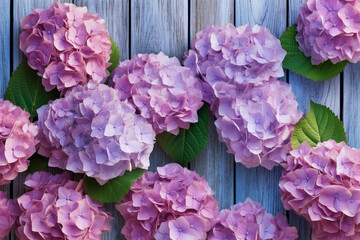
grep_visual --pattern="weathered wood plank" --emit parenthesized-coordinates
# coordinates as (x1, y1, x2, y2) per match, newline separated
(73, 1, 130, 239)
(344, 63, 360, 148)
(131, 0, 189, 172)
(235, 0, 287, 217)
(189, 0, 235, 211)
(131, 0, 188, 60)
(0, 1, 11, 239)
(287, 0, 341, 239)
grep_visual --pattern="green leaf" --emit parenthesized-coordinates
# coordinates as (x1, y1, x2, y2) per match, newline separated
(107, 38, 121, 74)
(157, 104, 209, 166)
(291, 101, 347, 149)
(27, 153, 49, 173)
(280, 24, 348, 81)
(84, 168, 146, 203)
(4, 61, 59, 121)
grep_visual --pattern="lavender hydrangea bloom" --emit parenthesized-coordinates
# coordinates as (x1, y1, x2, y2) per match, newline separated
(280, 140, 360, 239)
(20, 2, 112, 93)
(0, 99, 38, 185)
(214, 79, 302, 169)
(37, 84, 155, 184)
(183, 24, 286, 105)
(109, 52, 204, 135)
(297, 0, 360, 64)
(0, 191, 19, 239)
(117, 163, 219, 240)
(208, 198, 298, 240)
(14, 172, 112, 240)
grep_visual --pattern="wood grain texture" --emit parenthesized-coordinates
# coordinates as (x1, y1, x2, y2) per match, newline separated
(234, 0, 287, 217)
(131, 0, 188, 60)
(72, 1, 129, 239)
(287, 0, 340, 239)
(344, 63, 360, 149)
(189, 0, 235, 211)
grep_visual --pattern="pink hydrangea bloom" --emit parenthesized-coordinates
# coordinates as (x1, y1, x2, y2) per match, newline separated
(184, 24, 286, 106)
(117, 163, 219, 240)
(0, 99, 38, 185)
(37, 84, 155, 184)
(20, 2, 112, 93)
(14, 171, 112, 240)
(208, 198, 298, 240)
(297, 0, 360, 64)
(109, 52, 204, 135)
(280, 140, 360, 239)
(214, 79, 302, 169)
(0, 191, 19, 239)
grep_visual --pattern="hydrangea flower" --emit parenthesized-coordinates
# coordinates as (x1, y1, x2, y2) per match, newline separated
(0, 191, 19, 239)
(14, 171, 112, 240)
(0, 99, 38, 185)
(208, 198, 298, 240)
(297, 0, 360, 64)
(37, 84, 155, 184)
(20, 2, 112, 93)
(279, 140, 360, 239)
(117, 163, 219, 240)
(109, 52, 203, 135)
(214, 79, 302, 169)
(184, 23, 286, 105)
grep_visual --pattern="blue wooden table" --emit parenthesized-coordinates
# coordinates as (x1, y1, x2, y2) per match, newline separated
(1, 0, 356, 239)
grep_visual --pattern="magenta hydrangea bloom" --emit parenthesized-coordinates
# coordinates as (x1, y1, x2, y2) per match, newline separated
(279, 140, 360, 239)
(297, 0, 360, 65)
(208, 198, 298, 240)
(14, 171, 111, 240)
(109, 52, 204, 135)
(19, 2, 112, 93)
(184, 23, 286, 105)
(0, 99, 38, 185)
(117, 163, 219, 240)
(0, 191, 19, 239)
(214, 79, 302, 170)
(37, 84, 155, 184)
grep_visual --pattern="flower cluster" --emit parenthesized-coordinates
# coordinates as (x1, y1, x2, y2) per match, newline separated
(20, 2, 112, 93)
(297, 0, 360, 65)
(37, 84, 155, 184)
(110, 52, 204, 135)
(280, 140, 360, 239)
(184, 24, 301, 169)
(14, 171, 111, 240)
(208, 198, 298, 240)
(0, 99, 38, 185)
(214, 80, 302, 169)
(184, 23, 286, 106)
(117, 163, 219, 240)
(0, 191, 18, 239)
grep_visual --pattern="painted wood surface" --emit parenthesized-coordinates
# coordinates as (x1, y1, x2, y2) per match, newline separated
(1, 0, 357, 239)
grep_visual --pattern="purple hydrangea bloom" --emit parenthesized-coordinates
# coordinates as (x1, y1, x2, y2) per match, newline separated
(109, 52, 204, 135)
(214, 79, 302, 169)
(184, 24, 286, 106)
(20, 2, 112, 93)
(297, 0, 360, 64)
(117, 163, 219, 240)
(37, 84, 155, 184)
(208, 198, 298, 240)
(14, 171, 112, 240)
(0, 99, 38, 185)
(280, 140, 360, 239)
(0, 191, 19, 239)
